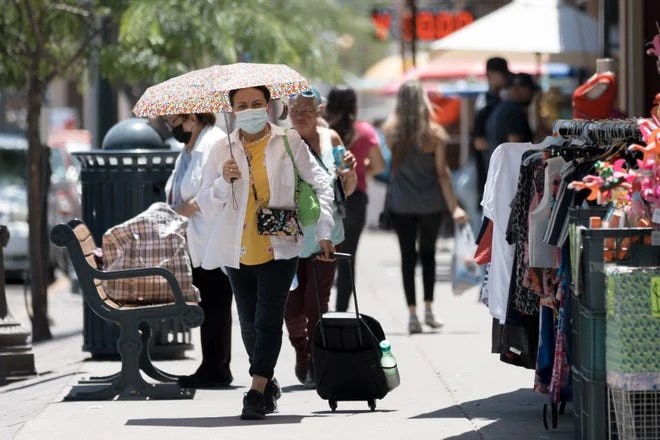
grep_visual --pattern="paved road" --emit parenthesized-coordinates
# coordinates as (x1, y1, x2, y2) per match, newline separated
(1, 229, 575, 440)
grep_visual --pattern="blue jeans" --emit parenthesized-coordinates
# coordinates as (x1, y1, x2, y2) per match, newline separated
(225, 258, 298, 378)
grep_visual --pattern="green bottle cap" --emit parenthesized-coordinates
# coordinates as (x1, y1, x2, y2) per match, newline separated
(379, 340, 391, 351)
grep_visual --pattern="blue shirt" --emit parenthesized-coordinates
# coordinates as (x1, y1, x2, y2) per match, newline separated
(171, 148, 192, 208)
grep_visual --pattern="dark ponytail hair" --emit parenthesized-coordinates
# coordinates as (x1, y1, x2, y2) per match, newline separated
(324, 86, 357, 147)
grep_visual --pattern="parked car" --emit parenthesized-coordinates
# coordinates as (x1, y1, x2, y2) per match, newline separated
(47, 129, 88, 221)
(0, 130, 82, 281)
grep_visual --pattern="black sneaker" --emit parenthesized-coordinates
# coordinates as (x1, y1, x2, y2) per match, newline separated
(241, 389, 266, 420)
(264, 378, 281, 414)
(294, 347, 309, 384)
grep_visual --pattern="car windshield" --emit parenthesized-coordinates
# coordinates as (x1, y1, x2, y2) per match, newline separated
(0, 149, 27, 185)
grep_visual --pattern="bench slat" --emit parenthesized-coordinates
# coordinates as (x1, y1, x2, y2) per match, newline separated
(72, 224, 101, 270)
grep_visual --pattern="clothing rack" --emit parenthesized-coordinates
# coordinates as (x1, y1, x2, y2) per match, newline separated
(553, 118, 643, 143)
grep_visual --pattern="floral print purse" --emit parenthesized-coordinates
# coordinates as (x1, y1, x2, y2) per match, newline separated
(245, 146, 301, 237)
(256, 207, 300, 236)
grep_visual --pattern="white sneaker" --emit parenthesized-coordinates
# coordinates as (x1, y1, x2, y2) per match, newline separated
(424, 310, 444, 328)
(409, 315, 422, 334)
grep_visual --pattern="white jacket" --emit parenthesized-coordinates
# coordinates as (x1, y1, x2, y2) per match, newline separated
(164, 125, 226, 268)
(196, 123, 334, 269)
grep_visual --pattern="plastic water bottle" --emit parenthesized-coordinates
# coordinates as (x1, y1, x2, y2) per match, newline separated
(380, 340, 400, 391)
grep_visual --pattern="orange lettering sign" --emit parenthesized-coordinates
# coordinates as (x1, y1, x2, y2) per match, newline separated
(372, 12, 392, 41)
(435, 12, 453, 39)
(416, 11, 436, 41)
(371, 9, 474, 41)
(454, 10, 474, 29)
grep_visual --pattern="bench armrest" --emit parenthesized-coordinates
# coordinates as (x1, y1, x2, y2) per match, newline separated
(90, 266, 187, 306)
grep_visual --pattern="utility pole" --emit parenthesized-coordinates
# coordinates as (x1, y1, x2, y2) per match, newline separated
(398, 0, 418, 73)
(598, 0, 612, 58)
(408, 0, 417, 68)
(398, 0, 406, 73)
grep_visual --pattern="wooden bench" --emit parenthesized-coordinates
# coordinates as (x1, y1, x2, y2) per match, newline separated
(50, 219, 204, 400)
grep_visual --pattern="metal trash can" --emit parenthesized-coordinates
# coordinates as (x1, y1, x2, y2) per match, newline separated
(73, 118, 192, 359)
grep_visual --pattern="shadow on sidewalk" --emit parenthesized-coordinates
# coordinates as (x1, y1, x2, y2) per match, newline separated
(410, 388, 574, 439)
(312, 409, 397, 415)
(126, 414, 320, 427)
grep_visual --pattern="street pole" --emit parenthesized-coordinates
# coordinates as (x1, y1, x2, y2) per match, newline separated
(398, 0, 406, 74)
(599, 0, 612, 58)
(399, 0, 418, 73)
(0, 225, 36, 385)
(408, 0, 417, 68)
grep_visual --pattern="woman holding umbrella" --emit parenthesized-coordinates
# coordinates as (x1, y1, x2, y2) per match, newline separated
(196, 85, 335, 420)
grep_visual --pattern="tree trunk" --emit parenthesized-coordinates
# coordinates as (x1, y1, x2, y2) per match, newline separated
(26, 74, 51, 342)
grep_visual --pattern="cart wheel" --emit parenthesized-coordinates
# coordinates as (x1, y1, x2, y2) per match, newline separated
(368, 399, 376, 411)
(329, 400, 337, 412)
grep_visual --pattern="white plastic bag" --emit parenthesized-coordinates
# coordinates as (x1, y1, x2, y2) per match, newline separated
(451, 223, 481, 295)
(451, 157, 483, 236)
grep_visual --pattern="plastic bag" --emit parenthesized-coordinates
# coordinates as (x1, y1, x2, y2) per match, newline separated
(451, 223, 481, 295)
(451, 157, 482, 236)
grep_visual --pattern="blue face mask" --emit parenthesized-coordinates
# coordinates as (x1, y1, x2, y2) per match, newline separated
(235, 108, 269, 134)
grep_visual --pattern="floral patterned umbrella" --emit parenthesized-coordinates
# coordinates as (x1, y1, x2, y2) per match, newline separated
(132, 63, 310, 117)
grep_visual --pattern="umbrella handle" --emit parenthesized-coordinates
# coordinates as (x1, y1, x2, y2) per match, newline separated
(223, 113, 234, 158)
(222, 113, 240, 193)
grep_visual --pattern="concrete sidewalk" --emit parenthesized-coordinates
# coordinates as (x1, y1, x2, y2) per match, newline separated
(1, 230, 574, 440)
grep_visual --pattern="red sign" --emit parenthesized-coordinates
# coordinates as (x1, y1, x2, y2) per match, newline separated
(371, 8, 474, 41)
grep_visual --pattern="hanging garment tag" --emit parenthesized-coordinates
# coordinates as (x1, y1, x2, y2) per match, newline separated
(652, 230, 660, 246)
(652, 207, 660, 224)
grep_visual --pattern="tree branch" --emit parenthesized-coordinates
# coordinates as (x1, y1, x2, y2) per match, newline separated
(45, 20, 106, 83)
(46, 3, 91, 17)
(39, 2, 99, 76)
(23, 0, 44, 59)
(5, 0, 32, 58)
(0, 28, 30, 59)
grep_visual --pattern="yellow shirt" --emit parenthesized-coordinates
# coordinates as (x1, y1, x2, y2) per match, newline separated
(240, 137, 274, 265)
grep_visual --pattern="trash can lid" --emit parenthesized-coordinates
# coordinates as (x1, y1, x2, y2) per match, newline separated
(101, 118, 167, 150)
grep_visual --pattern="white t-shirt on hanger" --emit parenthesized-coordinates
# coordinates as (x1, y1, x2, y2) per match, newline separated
(481, 142, 533, 324)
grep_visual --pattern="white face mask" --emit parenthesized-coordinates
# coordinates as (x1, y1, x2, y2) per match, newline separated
(235, 108, 269, 134)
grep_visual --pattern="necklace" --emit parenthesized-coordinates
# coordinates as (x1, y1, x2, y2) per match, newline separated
(242, 126, 271, 145)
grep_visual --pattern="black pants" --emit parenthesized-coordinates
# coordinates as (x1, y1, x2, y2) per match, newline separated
(192, 266, 233, 377)
(226, 258, 298, 379)
(391, 212, 444, 306)
(335, 190, 367, 312)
